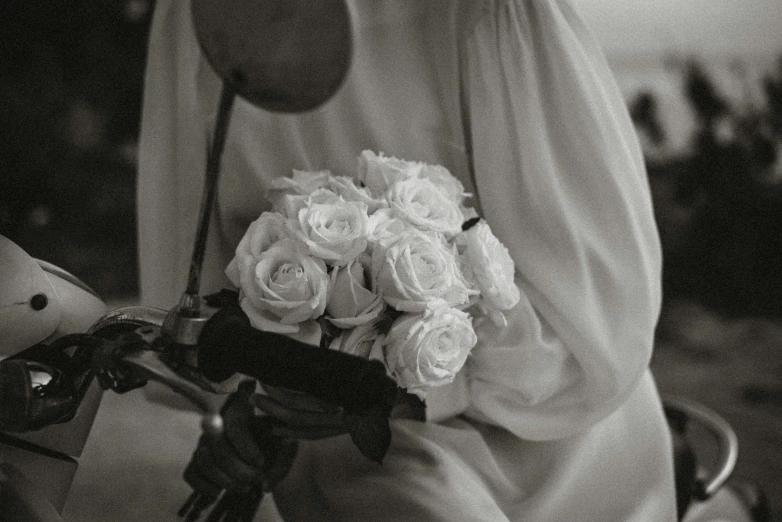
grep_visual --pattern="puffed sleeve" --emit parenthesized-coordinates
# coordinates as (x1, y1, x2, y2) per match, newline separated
(457, 0, 663, 440)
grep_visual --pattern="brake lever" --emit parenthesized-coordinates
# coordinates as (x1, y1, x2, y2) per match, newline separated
(119, 337, 223, 421)
(87, 305, 169, 336)
(87, 303, 230, 429)
(88, 304, 208, 392)
(88, 320, 225, 429)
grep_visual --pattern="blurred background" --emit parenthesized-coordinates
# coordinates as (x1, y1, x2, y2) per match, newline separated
(1, 0, 781, 520)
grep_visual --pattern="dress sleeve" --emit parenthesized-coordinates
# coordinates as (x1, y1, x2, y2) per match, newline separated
(458, 0, 663, 440)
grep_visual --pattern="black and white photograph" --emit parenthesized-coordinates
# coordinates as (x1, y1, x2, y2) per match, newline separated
(1, 1, 781, 521)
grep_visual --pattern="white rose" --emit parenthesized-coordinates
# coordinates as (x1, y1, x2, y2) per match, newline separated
(266, 170, 333, 217)
(326, 256, 385, 328)
(237, 239, 330, 337)
(385, 178, 464, 236)
(418, 163, 467, 205)
(226, 212, 292, 286)
(372, 230, 474, 312)
(271, 185, 342, 219)
(365, 208, 414, 253)
(328, 322, 384, 360)
(357, 150, 422, 197)
(267, 169, 332, 199)
(328, 175, 387, 214)
(384, 308, 477, 398)
(358, 149, 468, 204)
(457, 220, 520, 326)
(292, 190, 369, 266)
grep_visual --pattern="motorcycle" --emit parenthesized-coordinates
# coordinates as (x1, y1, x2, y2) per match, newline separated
(0, 0, 770, 520)
(1, 1, 395, 520)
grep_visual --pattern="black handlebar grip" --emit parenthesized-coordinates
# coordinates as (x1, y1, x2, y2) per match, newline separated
(197, 306, 398, 416)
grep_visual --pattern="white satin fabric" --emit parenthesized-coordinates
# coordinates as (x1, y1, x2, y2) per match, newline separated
(138, 0, 677, 520)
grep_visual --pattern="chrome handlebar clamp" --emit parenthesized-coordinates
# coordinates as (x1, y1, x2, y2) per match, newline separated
(86, 305, 224, 433)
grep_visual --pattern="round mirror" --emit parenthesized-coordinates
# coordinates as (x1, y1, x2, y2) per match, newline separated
(192, 0, 353, 113)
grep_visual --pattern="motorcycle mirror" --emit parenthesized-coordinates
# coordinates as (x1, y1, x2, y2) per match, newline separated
(191, 0, 353, 113)
(177, 0, 354, 319)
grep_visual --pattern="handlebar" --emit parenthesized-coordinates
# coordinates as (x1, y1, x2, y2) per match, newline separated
(118, 348, 226, 436)
(0, 301, 399, 436)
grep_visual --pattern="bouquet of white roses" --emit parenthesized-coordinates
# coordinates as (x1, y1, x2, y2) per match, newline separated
(225, 150, 520, 402)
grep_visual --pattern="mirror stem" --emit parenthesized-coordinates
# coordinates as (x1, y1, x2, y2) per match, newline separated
(181, 82, 237, 317)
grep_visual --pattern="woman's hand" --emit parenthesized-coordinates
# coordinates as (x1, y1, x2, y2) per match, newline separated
(253, 385, 359, 440)
(255, 384, 424, 464)
(180, 378, 425, 519)
(182, 381, 361, 501)
(182, 381, 298, 500)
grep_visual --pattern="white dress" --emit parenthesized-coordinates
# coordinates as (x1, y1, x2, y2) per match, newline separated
(138, 0, 677, 520)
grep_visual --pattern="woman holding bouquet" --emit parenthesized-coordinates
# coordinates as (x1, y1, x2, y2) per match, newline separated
(138, 0, 677, 520)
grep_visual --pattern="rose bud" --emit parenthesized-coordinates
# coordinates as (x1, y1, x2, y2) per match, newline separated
(326, 256, 385, 328)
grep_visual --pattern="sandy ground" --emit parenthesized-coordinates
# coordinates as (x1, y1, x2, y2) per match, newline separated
(58, 299, 781, 521)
